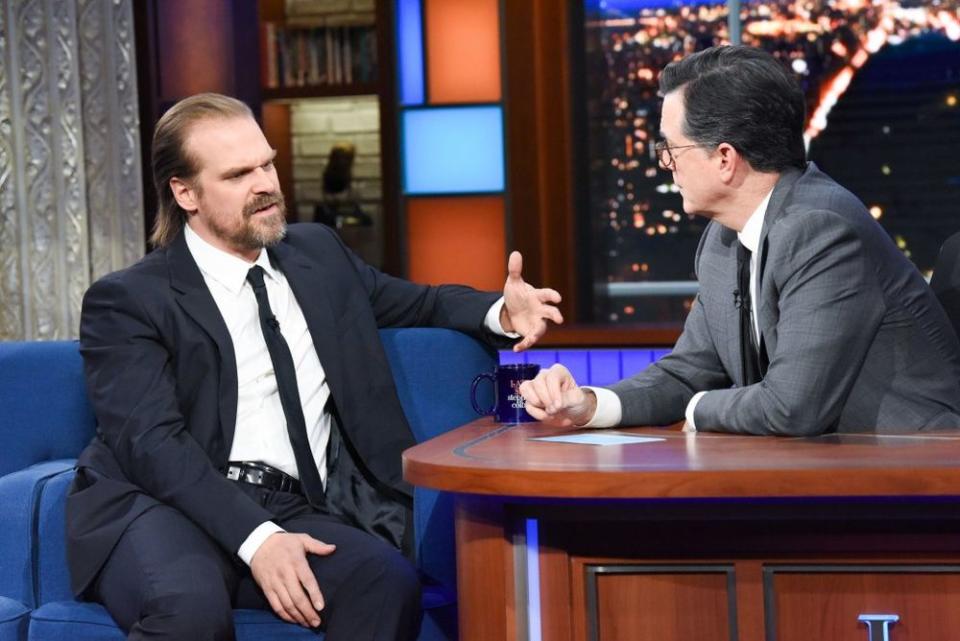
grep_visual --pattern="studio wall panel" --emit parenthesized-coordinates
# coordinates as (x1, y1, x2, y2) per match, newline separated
(402, 106, 505, 194)
(407, 196, 504, 291)
(424, 0, 501, 103)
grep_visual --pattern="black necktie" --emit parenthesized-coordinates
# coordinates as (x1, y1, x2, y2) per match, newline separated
(737, 243, 762, 385)
(246, 265, 325, 504)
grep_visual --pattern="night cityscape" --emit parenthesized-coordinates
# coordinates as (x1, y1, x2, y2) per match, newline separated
(583, 0, 960, 323)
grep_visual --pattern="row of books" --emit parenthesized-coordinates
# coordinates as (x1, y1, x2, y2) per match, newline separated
(261, 23, 378, 89)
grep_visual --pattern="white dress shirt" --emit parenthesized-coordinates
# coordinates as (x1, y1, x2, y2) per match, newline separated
(584, 189, 773, 430)
(185, 224, 513, 563)
(186, 225, 332, 486)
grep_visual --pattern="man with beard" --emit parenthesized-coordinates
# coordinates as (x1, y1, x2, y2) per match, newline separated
(67, 93, 563, 641)
(521, 45, 960, 435)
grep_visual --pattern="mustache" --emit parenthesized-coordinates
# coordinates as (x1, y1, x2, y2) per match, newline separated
(243, 193, 285, 218)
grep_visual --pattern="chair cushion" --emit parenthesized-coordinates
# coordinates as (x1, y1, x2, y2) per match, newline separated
(379, 327, 495, 592)
(29, 602, 320, 641)
(0, 596, 28, 641)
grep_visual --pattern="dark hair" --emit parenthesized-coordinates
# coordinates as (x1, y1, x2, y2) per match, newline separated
(658, 45, 806, 172)
(149, 93, 253, 247)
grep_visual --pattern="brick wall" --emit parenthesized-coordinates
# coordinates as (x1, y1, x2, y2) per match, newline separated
(283, 0, 382, 266)
(290, 96, 382, 267)
(284, 0, 374, 25)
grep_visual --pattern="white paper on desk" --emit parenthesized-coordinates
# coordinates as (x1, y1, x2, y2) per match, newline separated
(531, 434, 666, 446)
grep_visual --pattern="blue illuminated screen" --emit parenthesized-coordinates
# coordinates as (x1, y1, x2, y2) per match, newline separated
(402, 106, 506, 194)
(397, 0, 424, 105)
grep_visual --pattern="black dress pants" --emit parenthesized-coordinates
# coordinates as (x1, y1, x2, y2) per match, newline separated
(91, 483, 422, 641)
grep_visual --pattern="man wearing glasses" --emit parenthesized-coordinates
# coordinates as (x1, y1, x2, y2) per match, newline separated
(521, 45, 960, 435)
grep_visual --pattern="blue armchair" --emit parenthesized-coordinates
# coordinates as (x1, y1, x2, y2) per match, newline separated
(0, 329, 495, 641)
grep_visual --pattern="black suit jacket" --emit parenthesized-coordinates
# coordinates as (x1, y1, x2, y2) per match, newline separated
(66, 224, 503, 595)
(931, 231, 960, 342)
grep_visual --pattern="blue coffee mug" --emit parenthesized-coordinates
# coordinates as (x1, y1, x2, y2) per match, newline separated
(470, 363, 541, 423)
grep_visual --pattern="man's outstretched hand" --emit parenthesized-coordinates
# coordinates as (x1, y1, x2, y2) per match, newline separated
(500, 251, 564, 352)
(251, 532, 336, 629)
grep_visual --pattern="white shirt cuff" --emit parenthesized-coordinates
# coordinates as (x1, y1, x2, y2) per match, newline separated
(484, 297, 521, 338)
(684, 391, 708, 432)
(581, 387, 622, 428)
(238, 521, 285, 566)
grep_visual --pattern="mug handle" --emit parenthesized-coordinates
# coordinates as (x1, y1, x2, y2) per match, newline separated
(470, 372, 496, 416)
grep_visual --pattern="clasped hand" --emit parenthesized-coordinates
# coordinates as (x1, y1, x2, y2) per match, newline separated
(250, 532, 336, 628)
(519, 363, 597, 427)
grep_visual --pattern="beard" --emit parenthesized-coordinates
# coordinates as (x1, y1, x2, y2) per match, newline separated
(209, 192, 288, 252)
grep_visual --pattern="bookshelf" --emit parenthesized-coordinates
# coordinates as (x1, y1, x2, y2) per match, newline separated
(257, 0, 398, 271)
(261, 83, 380, 101)
(261, 22, 378, 90)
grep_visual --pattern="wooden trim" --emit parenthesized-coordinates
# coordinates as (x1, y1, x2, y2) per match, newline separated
(579, 562, 738, 641)
(536, 324, 682, 348)
(259, 0, 285, 22)
(502, 0, 578, 319)
(405, 419, 960, 499)
(455, 498, 518, 641)
(376, 0, 402, 276)
(736, 561, 766, 641)
(539, 522, 574, 641)
(260, 103, 294, 220)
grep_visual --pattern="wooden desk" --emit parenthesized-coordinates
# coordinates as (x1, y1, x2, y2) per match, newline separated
(404, 419, 960, 641)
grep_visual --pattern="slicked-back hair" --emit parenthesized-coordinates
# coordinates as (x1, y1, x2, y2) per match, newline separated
(659, 45, 806, 172)
(148, 93, 254, 248)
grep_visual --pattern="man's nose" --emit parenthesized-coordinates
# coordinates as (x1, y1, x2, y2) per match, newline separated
(251, 166, 274, 192)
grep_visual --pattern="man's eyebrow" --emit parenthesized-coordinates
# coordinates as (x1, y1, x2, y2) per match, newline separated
(220, 149, 278, 178)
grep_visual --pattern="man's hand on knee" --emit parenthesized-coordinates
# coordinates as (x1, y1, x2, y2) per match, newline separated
(250, 532, 336, 628)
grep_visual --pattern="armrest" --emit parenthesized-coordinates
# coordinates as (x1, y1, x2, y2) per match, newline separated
(34, 469, 77, 605)
(0, 595, 28, 641)
(379, 328, 496, 443)
(379, 328, 497, 593)
(0, 460, 76, 607)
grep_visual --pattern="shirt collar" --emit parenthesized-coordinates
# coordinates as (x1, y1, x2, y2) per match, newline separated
(184, 224, 278, 294)
(737, 189, 773, 253)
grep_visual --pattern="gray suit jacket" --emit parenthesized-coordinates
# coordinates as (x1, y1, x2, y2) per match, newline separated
(611, 163, 960, 435)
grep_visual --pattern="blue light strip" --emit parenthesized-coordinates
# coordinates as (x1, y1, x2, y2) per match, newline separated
(397, 0, 425, 105)
(526, 518, 542, 641)
(500, 348, 671, 385)
(402, 106, 506, 194)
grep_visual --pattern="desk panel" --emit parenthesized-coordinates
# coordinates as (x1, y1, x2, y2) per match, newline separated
(766, 565, 960, 641)
(405, 421, 960, 641)
(582, 564, 736, 641)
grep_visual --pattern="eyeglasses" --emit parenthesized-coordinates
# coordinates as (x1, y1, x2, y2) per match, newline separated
(654, 141, 701, 171)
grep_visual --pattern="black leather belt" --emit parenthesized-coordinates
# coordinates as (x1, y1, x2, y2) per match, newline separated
(223, 461, 302, 494)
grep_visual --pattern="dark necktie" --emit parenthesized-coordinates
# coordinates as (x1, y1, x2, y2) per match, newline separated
(246, 265, 325, 504)
(737, 243, 763, 385)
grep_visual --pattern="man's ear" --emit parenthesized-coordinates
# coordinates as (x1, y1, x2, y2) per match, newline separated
(170, 177, 198, 213)
(716, 143, 740, 184)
